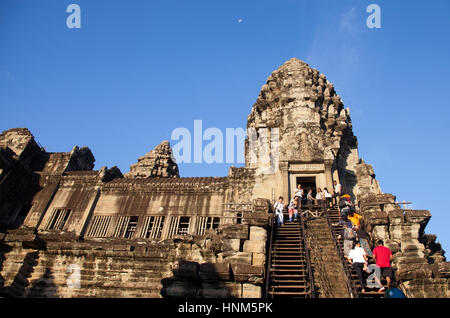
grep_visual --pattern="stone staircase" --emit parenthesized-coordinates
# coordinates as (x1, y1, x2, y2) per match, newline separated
(327, 206, 386, 298)
(266, 212, 312, 298)
(305, 217, 350, 298)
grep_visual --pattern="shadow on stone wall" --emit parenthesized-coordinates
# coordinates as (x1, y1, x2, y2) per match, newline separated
(161, 261, 236, 298)
(161, 260, 263, 298)
(26, 267, 59, 298)
(7, 251, 40, 297)
(0, 242, 12, 295)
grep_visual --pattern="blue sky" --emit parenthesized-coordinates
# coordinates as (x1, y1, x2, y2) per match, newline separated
(1, 0, 450, 249)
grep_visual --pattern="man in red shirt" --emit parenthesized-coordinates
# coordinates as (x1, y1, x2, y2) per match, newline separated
(372, 240, 394, 291)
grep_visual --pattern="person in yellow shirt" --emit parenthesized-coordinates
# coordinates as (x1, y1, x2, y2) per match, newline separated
(348, 211, 363, 228)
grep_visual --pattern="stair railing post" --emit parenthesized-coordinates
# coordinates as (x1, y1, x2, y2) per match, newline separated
(264, 213, 275, 298)
(324, 208, 360, 298)
(299, 212, 317, 298)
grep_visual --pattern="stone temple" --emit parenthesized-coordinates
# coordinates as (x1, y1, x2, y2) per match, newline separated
(0, 58, 448, 298)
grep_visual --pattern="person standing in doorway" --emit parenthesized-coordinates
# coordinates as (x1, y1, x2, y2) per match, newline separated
(323, 187, 333, 208)
(315, 188, 325, 211)
(306, 189, 314, 210)
(333, 180, 342, 205)
(294, 184, 303, 212)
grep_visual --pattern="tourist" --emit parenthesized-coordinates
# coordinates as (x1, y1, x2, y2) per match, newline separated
(306, 189, 314, 210)
(332, 180, 342, 205)
(372, 240, 394, 292)
(294, 184, 303, 199)
(338, 195, 352, 217)
(348, 241, 369, 293)
(383, 281, 406, 298)
(348, 210, 363, 229)
(323, 187, 333, 208)
(288, 197, 298, 222)
(337, 217, 355, 258)
(315, 188, 325, 210)
(355, 223, 373, 258)
(294, 184, 303, 210)
(273, 196, 285, 226)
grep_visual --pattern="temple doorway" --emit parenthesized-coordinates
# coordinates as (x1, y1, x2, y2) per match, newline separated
(296, 176, 317, 198)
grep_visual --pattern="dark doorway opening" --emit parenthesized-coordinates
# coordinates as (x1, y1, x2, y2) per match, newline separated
(296, 176, 317, 199)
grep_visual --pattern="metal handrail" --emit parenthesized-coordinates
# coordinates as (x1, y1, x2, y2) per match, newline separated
(299, 211, 317, 298)
(324, 207, 359, 298)
(264, 213, 275, 298)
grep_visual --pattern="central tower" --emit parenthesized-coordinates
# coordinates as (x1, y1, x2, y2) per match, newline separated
(244, 58, 378, 202)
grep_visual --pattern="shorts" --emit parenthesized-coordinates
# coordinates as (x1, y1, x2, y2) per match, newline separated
(380, 267, 393, 279)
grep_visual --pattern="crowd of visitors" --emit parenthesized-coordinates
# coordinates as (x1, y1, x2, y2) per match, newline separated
(272, 181, 406, 297)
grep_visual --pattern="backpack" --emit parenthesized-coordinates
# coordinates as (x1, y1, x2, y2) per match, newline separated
(338, 199, 347, 209)
(387, 288, 406, 298)
(344, 227, 355, 240)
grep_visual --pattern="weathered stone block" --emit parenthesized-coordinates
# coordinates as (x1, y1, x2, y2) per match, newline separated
(404, 210, 431, 225)
(400, 239, 425, 253)
(395, 252, 427, 265)
(396, 263, 432, 281)
(199, 262, 230, 281)
(384, 239, 401, 254)
(222, 239, 241, 252)
(221, 224, 249, 240)
(244, 212, 269, 226)
(437, 262, 450, 278)
(230, 264, 264, 283)
(249, 226, 267, 241)
(402, 278, 449, 298)
(253, 198, 271, 213)
(198, 282, 242, 298)
(252, 253, 266, 266)
(242, 283, 262, 298)
(372, 225, 389, 241)
(388, 209, 404, 225)
(224, 252, 252, 265)
(173, 261, 199, 280)
(243, 240, 266, 254)
(368, 211, 388, 225)
(389, 224, 421, 240)
(162, 280, 197, 298)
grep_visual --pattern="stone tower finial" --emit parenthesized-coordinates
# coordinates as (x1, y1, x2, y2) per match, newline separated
(124, 140, 179, 178)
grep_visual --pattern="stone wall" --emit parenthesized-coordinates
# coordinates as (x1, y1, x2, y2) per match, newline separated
(358, 194, 449, 297)
(0, 223, 267, 298)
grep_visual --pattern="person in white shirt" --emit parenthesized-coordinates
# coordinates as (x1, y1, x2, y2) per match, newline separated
(348, 241, 368, 293)
(333, 180, 342, 205)
(294, 184, 303, 211)
(273, 196, 285, 226)
(306, 189, 314, 210)
(315, 188, 324, 210)
(288, 197, 298, 222)
(323, 187, 333, 208)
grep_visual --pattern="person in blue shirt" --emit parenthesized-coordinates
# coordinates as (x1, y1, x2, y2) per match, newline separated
(384, 281, 406, 298)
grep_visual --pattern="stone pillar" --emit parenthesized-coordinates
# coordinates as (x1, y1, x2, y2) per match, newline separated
(324, 160, 334, 192)
(279, 162, 289, 201)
